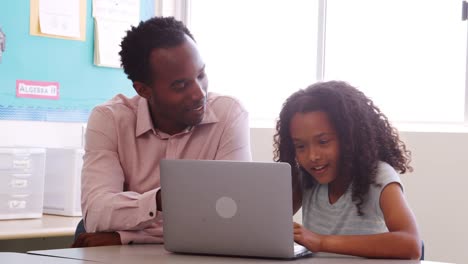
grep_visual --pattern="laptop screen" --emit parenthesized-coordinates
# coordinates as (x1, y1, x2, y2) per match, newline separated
(160, 159, 298, 258)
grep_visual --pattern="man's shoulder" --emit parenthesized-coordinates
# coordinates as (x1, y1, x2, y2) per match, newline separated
(207, 93, 247, 113)
(93, 94, 141, 114)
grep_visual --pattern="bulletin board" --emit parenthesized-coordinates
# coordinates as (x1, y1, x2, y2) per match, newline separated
(0, 0, 154, 122)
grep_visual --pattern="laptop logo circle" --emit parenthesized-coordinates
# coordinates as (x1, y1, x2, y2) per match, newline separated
(215, 196, 237, 218)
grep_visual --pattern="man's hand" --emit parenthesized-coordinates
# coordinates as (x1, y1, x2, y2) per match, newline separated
(72, 232, 122, 248)
(293, 222, 322, 253)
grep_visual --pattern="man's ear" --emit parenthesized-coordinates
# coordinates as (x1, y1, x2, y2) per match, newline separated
(133, 81, 152, 99)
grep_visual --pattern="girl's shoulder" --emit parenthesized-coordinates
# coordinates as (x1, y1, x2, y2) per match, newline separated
(374, 161, 403, 191)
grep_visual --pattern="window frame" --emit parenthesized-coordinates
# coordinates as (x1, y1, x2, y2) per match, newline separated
(177, 0, 468, 126)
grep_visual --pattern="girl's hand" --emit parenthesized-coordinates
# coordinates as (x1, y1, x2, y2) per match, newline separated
(293, 222, 323, 253)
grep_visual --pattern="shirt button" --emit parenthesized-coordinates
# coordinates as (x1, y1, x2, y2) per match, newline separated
(128, 241, 134, 245)
(149, 211, 154, 217)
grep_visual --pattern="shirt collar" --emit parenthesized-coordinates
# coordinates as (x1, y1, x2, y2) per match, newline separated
(135, 96, 219, 137)
(135, 96, 154, 137)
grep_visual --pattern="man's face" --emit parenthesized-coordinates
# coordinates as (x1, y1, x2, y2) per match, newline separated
(145, 36, 208, 135)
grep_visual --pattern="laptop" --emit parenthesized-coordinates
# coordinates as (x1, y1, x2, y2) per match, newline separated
(160, 159, 312, 259)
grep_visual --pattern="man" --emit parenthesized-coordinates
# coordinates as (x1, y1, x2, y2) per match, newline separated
(73, 17, 251, 247)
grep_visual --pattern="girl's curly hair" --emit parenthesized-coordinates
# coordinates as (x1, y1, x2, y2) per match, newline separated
(273, 81, 412, 215)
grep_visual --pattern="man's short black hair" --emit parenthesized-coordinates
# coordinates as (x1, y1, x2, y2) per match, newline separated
(119, 16, 195, 84)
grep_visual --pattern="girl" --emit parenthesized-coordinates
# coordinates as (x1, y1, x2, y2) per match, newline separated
(274, 81, 421, 259)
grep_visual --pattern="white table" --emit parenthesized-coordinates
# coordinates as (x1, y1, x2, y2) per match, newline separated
(29, 244, 453, 264)
(0, 252, 91, 264)
(0, 214, 81, 240)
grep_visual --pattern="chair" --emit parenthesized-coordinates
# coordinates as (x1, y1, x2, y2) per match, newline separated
(420, 240, 424, 260)
(74, 219, 86, 241)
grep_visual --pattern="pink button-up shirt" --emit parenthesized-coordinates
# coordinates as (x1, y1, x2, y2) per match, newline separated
(81, 93, 252, 244)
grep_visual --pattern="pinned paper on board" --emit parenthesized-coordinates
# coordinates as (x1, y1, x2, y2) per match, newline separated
(92, 0, 140, 68)
(94, 18, 133, 68)
(92, 0, 140, 24)
(29, 0, 86, 41)
(38, 0, 81, 38)
(0, 27, 5, 63)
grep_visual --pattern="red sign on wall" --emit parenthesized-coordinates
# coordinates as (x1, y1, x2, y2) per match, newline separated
(16, 80, 60, 100)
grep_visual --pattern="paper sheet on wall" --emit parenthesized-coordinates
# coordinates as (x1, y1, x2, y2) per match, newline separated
(39, 0, 80, 38)
(92, 0, 140, 68)
(94, 18, 133, 68)
(92, 0, 140, 24)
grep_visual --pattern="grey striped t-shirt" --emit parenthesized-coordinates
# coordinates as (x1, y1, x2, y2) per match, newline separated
(301, 161, 402, 235)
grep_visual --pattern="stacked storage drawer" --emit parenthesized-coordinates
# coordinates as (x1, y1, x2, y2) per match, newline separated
(43, 148, 84, 216)
(0, 147, 46, 219)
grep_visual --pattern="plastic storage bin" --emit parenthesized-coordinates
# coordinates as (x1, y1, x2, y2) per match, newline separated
(0, 147, 46, 220)
(43, 148, 84, 216)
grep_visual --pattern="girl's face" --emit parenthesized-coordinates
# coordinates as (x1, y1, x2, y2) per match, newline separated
(290, 111, 340, 185)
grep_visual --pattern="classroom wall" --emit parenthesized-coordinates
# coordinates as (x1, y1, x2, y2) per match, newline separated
(0, 0, 143, 110)
(0, 0, 154, 121)
(0, 120, 466, 263)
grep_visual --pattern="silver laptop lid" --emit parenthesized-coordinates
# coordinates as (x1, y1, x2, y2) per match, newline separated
(160, 159, 295, 258)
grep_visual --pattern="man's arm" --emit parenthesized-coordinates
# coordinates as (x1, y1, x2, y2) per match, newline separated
(81, 107, 162, 245)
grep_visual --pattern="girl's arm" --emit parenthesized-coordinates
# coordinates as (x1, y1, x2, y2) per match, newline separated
(294, 182, 421, 259)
